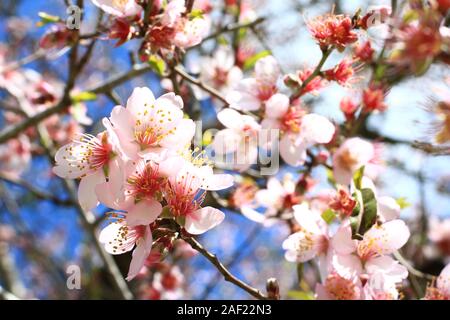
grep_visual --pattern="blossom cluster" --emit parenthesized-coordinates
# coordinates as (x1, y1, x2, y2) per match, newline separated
(1, 0, 450, 300)
(53, 87, 233, 280)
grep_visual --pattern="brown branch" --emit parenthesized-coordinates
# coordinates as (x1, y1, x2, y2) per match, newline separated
(199, 225, 263, 299)
(0, 64, 152, 144)
(191, 17, 266, 47)
(0, 285, 20, 300)
(0, 173, 74, 206)
(0, 49, 46, 74)
(34, 121, 134, 300)
(181, 235, 269, 300)
(174, 65, 229, 105)
(412, 141, 450, 156)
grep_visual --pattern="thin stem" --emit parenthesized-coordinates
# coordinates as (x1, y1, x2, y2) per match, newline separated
(191, 17, 265, 48)
(174, 65, 228, 105)
(393, 251, 434, 281)
(290, 47, 333, 101)
(0, 285, 20, 300)
(182, 236, 269, 300)
(0, 64, 153, 144)
(199, 225, 263, 299)
(35, 127, 134, 300)
(0, 49, 46, 73)
(0, 173, 74, 206)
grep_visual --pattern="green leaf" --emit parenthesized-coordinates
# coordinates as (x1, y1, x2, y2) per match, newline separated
(287, 290, 315, 300)
(189, 9, 204, 20)
(321, 209, 336, 224)
(202, 130, 214, 146)
(217, 36, 228, 45)
(396, 197, 411, 209)
(37, 12, 61, 27)
(71, 91, 97, 103)
(176, 215, 186, 227)
(349, 216, 360, 239)
(326, 168, 336, 187)
(351, 192, 360, 217)
(352, 166, 365, 190)
(160, 206, 172, 218)
(148, 55, 166, 76)
(374, 64, 387, 81)
(296, 263, 303, 284)
(350, 188, 377, 238)
(243, 50, 271, 71)
(358, 188, 378, 235)
(414, 58, 433, 77)
(402, 10, 420, 24)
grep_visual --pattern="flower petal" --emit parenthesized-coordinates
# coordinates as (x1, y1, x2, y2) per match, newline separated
(184, 207, 225, 235)
(126, 199, 162, 227)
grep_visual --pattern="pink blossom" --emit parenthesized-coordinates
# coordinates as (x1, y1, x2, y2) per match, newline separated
(0, 135, 31, 178)
(105, 87, 195, 161)
(321, 220, 409, 300)
(241, 174, 300, 225)
(263, 96, 335, 166)
(95, 157, 182, 227)
(428, 217, 450, 256)
(99, 218, 152, 281)
(316, 272, 362, 300)
(333, 137, 375, 185)
(194, 47, 243, 99)
(164, 166, 226, 235)
(226, 56, 280, 111)
(425, 263, 450, 300)
(53, 129, 123, 211)
(92, 0, 142, 17)
(153, 266, 184, 299)
(212, 108, 261, 172)
(356, 220, 410, 261)
(323, 59, 355, 86)
(161, 0, 186, 27)
(282, 203, 356, 272)
(173, 17, 209, 49)
(307, 14, 358, 51)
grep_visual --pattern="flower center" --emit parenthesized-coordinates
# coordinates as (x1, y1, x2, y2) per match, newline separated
(257, 83, 276, 101)
(70, 132, 112, 172)
(336, 149, 359, 171)
(126, 162, 165, 201)
(113, 0, 129, 7)
(213, 68, 229, 87)
(281, 107, 304, 133)
(325, 273, 359, 300)
(165, 173, 205, 217)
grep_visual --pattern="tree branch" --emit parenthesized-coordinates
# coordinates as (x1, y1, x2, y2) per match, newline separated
(174, 65, 229, 105)
(0, 64, 152, 144)
(181, 235, 269, 300)
(0, 173, 74, 206)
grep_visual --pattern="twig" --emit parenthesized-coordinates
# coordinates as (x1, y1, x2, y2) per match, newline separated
(412, 141, 450, 156)
(0, 173, 74, 206)
(192, 17, 265, 46)
(182, 235, 269, 300)
(290, 47, 333, 101)
(393, 251, 434, 281)
(0, 64, 152, 144)
(34, 123, 134, 300)
(0, 285, 20, 300)
(174, 65, 228, 105)
(199, 225, 263, 299)
(0, 49, 46, 73)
